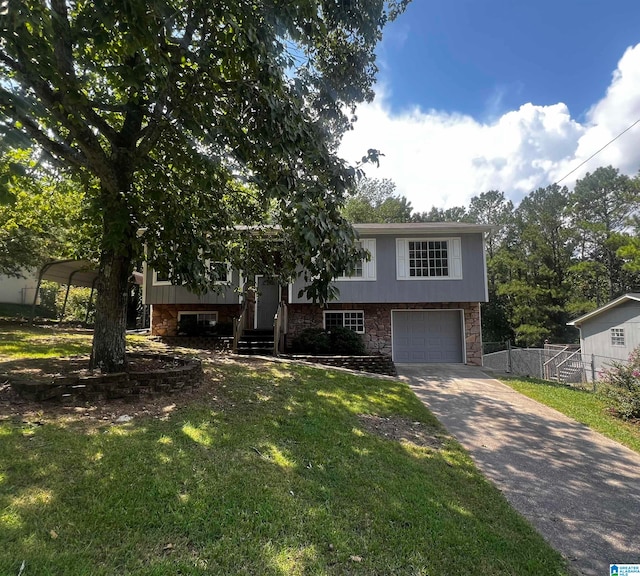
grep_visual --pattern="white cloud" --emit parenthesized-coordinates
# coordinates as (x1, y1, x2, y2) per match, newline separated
(339, 44, 640, 211)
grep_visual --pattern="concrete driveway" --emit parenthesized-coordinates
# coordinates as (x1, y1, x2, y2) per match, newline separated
(396, 363, 640, 576)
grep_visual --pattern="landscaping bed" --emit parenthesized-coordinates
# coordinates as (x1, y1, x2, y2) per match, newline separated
(5, 353, 203, 402)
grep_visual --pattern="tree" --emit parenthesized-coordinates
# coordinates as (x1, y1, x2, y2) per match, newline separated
(0, 0, 410, 371)
(0, 149, 96, 276)
(412, 205, 469, 222)
(342, 177, 413, 223)
(496, 185, 576, 345)
(570, 166, 640, 301)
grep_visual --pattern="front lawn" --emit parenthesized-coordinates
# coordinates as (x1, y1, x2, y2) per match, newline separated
(0, 327, 569, 574)
(499, 376, 640, 454)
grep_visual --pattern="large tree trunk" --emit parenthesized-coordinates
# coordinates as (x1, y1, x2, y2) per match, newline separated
(90, 177, 136, 373)
(90, 247, 132, 372)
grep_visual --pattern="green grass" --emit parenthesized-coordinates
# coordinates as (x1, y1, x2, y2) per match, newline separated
(0, 327, 569, 574)
(0, 324, 153, 359)
(499, 376, 640, 454)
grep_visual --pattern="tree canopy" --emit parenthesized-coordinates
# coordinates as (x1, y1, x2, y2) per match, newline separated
(0, 0, 410, 371)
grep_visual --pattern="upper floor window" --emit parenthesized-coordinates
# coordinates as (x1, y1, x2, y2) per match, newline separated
(207, 260, 232, 284)
(611, 328, 625, 346)
(396, 237, 462, 280)
(152, 269, 172, 286)
(337, 239, 376, 281)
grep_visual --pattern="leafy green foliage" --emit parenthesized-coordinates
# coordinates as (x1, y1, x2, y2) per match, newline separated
(0, 150, 97, 276)
(598, 348, 640, 420)
(342, 177, 413, 223)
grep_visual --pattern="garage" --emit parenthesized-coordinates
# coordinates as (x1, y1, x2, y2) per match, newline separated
(392, 310, 464, 363)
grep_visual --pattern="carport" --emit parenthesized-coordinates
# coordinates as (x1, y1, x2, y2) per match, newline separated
(30, 260, 142, 323)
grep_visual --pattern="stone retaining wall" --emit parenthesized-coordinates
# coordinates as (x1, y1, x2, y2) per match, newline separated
(11, 354, 203, 402)
(280, 354, 397, 376)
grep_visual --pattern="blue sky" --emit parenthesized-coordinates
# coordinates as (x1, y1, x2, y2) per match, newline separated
(339, 0, 640, 211)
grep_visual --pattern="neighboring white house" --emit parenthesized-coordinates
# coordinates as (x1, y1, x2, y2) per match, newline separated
(568, 293, 640, 377)
(0, 270, 39, 305)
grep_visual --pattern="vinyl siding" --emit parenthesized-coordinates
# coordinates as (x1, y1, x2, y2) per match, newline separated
(580, 300, 640, 370)
(144, 268, 241, 305)
(290, 233, 487, 304)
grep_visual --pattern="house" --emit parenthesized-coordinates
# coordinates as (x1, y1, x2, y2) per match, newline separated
(568, 293, 640, 376)
(144, 222, 492, 365)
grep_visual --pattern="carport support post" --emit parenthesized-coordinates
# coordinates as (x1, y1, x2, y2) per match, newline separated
(506, 340, 512, 373)
(591, 354, 596, 391)
(60, 284, 72, 323)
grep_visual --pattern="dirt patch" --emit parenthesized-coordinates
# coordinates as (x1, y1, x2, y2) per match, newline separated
(0, 353, 246, 428)
(358, 414, 447, 449)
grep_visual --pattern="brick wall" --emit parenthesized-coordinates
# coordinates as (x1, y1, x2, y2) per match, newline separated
(286, 302, 483, 366)
(151, 304, 241, 336)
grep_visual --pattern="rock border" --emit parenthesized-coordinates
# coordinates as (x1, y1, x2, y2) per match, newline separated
(279, 354, 397, 376)
(9, 353, 203, 402)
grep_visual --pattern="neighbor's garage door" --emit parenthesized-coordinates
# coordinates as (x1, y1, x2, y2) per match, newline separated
(392, 310, 463, 363)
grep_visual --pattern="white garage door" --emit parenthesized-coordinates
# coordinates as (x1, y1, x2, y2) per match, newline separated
(392, 310, 463, 363)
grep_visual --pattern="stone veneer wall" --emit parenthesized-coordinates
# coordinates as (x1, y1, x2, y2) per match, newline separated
(151, 304, 241, 336)
(286, 302, 483, 366)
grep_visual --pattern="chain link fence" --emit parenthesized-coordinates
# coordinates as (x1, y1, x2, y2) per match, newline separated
(482, 342, 625, 387)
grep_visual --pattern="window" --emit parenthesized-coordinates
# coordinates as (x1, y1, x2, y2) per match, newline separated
(178, 311, 218, 334)
(611, 328, 625, 346)
(206, 261, 232, 284)
(396, 237, 462, 280)
(337, 239, 376, 281)
(152, 268, 172, 286)
(323, 311, 365, 333)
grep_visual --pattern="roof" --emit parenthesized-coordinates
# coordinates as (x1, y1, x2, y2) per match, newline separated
(353, 222, 494, 235)
(38, 260, 143, 287)
(567, 293, 640, 326)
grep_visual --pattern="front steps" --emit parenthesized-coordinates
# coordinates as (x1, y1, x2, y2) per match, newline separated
(236, 329, 275, 355)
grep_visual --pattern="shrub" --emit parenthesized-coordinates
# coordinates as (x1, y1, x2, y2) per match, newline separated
(292, 326, 366, 355)
(598, 348, 640, 420)
(292, 327, 331, 354)
(329, 326, 366, 355)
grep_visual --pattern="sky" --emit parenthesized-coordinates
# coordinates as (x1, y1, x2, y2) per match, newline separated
(338, 0, 640, 212)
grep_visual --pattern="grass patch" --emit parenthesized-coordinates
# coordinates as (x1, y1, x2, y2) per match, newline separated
(0, 327, 569, 574)
(499, 376, 640, 454)
(0, 324, 153, 360)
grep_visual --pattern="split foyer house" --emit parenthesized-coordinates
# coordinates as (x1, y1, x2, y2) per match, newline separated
(144, 222, 492, 365)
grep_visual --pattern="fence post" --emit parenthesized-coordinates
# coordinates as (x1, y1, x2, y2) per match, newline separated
(591, 354, 596, 391)
(506, 340, 512, 373)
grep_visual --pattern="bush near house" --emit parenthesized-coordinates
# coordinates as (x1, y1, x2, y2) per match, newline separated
(598, 347, 640, 420)
(293, 326, 366, 355)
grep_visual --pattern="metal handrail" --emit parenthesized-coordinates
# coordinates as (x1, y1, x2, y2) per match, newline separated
(554, 348, 585, 382)
(542, 346, 570, 379)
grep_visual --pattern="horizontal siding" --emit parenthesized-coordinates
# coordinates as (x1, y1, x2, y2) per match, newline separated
(581, 300, 640, 368)
(291, 233, 487, 304)
(145, 269, 241, 305)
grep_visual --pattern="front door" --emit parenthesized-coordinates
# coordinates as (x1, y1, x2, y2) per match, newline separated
(255, 276, 280, 329)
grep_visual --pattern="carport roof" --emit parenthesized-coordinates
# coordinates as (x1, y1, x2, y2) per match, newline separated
(38, 260, 143, 287)
(39, 259, 99, 287)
